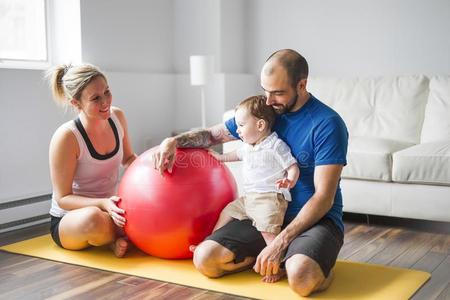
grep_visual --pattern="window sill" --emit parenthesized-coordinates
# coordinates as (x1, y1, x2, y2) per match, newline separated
(0, 60, 51, 71)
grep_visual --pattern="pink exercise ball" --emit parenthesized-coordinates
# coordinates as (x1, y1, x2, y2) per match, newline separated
(118, 147, 237, 259)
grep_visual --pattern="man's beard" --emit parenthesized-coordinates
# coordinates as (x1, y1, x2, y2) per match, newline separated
(273, 93, 298, 114)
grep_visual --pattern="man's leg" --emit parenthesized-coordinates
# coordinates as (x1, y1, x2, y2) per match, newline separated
(282, 218, 343, 296)
(193, 219, 266, 278)
(193, 240, 255, 278)
(285, 254, 334, 296)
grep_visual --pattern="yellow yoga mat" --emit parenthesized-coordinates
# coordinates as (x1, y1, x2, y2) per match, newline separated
(1, 234, 430, 300)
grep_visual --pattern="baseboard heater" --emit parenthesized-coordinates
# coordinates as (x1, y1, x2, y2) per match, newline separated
(0, 194, 51, 233)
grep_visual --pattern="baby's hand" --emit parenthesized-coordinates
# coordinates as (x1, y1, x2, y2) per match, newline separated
(208, 149, 222, 161)
(276, 178, 294, 189)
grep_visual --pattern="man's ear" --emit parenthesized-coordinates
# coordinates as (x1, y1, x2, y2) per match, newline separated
(257, 119, 267, 132)
(297, 78, 307, 92)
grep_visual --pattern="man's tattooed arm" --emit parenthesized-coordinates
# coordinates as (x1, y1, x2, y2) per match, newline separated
(175, 124, 237, 148)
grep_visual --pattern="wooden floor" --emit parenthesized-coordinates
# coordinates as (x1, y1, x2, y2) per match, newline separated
(1, 214, 450, 300)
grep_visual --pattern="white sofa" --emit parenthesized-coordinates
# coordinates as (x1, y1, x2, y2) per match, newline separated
(223, 75, 450, 222)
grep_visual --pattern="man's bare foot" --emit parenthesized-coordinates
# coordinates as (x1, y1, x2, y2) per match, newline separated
(111, 237, 128, 258)
(262, 268, 286, 283)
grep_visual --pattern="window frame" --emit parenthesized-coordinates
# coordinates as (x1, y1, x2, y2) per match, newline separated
(0, 0, 52, 70)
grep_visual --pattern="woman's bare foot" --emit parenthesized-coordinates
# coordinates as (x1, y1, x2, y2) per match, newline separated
(262, 268, 286, 283)
(111, 237, 128, 258)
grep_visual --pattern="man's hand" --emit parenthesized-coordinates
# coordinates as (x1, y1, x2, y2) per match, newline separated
(254, 239, 285, 276)
(152, 137, 177, 175)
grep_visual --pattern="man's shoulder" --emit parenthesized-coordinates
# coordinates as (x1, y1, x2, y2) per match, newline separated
(310, 97, 342, 120)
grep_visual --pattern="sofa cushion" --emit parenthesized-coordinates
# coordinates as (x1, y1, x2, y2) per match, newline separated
(420, 76, 450, 143)
(308, 76, 429, 144)
(343, 136, 414, 182)
(392, 141, 450, 185)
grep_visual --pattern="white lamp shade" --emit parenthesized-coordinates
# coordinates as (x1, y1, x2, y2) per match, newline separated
(190, 55, 213, 86)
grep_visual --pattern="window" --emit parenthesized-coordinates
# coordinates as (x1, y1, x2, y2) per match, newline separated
(0, 0, 49, 69)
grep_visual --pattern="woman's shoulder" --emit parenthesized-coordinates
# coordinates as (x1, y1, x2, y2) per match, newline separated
(49, 121, 80, 160)
(110, 106, 128, 130)
(111, 106, 126, 121)
(51, 121, 78, 149)
(111, 106, 124, 117)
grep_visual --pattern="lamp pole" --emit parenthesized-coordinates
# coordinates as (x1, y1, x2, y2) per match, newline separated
(200, 86, 206, 128)
(190, 55, 213, 129)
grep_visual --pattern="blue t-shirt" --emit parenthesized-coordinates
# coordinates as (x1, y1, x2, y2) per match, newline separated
(225, 94, 348, 232)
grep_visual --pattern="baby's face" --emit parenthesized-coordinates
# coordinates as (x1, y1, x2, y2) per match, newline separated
(235, 107, 265, 145)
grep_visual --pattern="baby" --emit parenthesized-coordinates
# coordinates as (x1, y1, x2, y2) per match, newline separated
(212, 95, 300, 248)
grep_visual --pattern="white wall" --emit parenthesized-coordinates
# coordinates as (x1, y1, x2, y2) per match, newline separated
(173, 0, 220, 73)
(219, 0, 248, 73)
(0, 69, 67, 202)
(247, 0, 450, 77)
(2, 0, 449, 228)
(0, 0, 177, 208)
(172, 0, 257, 129)
(106, 72, 174, 153)
(81, 0, 174, 73)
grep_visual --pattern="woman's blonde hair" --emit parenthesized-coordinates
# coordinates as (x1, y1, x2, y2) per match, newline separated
(47, 64, 107, 105)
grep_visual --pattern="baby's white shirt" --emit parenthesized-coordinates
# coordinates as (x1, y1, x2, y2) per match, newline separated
(236, 132, 297, 200)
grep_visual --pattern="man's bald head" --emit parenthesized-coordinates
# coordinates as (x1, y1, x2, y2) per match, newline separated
(264, 49, 309, 89)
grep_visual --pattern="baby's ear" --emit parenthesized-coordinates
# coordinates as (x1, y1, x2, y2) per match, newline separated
(257, 119, 267, 131)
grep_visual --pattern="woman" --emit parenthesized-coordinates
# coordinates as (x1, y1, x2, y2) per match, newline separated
(48, 64, 137, 257)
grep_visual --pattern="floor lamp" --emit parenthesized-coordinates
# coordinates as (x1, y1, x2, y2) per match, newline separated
(190, 55, 212, 128)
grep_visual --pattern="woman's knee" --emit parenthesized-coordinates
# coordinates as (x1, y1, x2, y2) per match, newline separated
(58, 207, 109, 248)
(285, 254, 324, 297)
(73, 207, 110, 235)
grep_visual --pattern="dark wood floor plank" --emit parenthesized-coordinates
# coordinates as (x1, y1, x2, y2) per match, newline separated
(412, 255, 450, 300)
(344, 228, 402, 262)
(412, 251, 449, 274)
(338, 225, 391, 259)
(191, 293, 250, 300)
(75, 277, 203, 300)
(436, 282, 450, 300)
(0, 258, 119, 299)
(342, 222, 357, 234)
(368, 229, 430, 265)
(45, 273, 123, 300)
(431, 234, 450, 254)
(1, 218, 450, 300)
(0, 251, 36, 271)
(125, 282, 202, 300)
(389, 232, 442, 269)
(0, 263, 83, 298)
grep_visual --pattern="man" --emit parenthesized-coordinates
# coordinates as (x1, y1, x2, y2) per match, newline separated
(153, 49, 348, 296)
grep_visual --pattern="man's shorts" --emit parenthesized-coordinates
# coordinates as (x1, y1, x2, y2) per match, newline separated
(206, 217, 343, 277)
(221, 192, 288, 234)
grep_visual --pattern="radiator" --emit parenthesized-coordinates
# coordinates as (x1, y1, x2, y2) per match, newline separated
(0, 195, 51, 233)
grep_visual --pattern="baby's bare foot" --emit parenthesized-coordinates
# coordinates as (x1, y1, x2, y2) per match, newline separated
(262, 269, 286, 283)
(111, 237, 128, 258)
